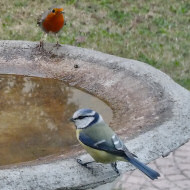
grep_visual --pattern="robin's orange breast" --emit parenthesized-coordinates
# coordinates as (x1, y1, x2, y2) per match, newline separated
(42, 13, 64, 33)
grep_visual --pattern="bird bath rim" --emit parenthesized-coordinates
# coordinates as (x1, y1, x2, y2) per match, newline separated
(0, 40, 189, 190)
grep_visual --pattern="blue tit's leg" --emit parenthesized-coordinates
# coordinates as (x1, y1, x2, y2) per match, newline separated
(111, 162, 120, 175)
(77, 159, 95, 167)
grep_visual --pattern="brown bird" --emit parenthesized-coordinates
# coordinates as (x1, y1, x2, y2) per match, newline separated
(37, 6, 65, 48)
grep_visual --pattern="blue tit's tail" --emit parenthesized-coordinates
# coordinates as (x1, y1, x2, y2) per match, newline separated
(126, 156, 160, 180)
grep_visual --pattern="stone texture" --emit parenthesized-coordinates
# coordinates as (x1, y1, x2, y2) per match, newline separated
(0, 41, 189, 189)
(113, 141, 190, 190)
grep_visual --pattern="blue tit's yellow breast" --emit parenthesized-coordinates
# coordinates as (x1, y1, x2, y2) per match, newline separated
(76, 129, 81, 141)
(76, 129, 123, 163)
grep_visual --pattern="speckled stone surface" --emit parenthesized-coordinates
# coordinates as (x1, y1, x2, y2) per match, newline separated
(0, 41, 189, 190)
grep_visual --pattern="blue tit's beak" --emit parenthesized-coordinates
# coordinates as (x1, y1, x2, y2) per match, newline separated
(70, 117, 74, 122)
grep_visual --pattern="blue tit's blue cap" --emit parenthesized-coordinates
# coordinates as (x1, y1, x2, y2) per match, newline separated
(72, 108, 96, 120)
(78, 108, 94, 114)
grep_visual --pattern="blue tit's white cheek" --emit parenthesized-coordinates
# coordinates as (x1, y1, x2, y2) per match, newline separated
(97, 115, 104, 124)
(75, 117, 94, 129)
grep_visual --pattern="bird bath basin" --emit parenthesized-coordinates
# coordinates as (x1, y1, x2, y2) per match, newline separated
(0, 40, 189, 190)
(0, 74, 112, 166)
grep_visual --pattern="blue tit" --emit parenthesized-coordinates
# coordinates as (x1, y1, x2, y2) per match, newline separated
(70, 108, 160, 180)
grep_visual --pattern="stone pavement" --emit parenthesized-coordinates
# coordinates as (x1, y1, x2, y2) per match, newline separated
(113, 140, 190, 190)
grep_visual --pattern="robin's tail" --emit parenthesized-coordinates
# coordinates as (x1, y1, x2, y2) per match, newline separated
(125, 156, 160, 180)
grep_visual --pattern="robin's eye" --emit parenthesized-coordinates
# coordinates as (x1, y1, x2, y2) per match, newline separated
(52, 9, 55, 13)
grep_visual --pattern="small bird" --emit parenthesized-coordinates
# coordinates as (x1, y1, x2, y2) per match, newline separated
(70, 108, 160, 180)
(37, 6, 65, 48)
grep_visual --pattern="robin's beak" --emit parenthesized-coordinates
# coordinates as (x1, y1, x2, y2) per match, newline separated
(70, 117, 74, 122)
(61, 11, 65, 14)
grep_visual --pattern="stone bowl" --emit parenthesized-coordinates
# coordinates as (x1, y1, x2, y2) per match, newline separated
(0, 40, 189, 190)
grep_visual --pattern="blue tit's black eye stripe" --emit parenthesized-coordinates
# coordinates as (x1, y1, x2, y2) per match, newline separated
(78, 116, 87, 119)
(75, 115, 93, 120)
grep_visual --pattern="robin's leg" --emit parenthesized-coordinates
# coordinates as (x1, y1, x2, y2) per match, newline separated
(111, 162, 120, 175)
(39, 40, 44, 49)
(39, 33, 47, 50)
(54, 33, 61, 48)
(37, 33, 47, 50)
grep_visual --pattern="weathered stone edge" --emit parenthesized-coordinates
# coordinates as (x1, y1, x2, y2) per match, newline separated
(0, 40, 189, 190)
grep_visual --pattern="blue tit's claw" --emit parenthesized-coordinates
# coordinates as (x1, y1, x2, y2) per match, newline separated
(76, 158, 95, 168)
(76, 159, 95, 174)
(77, 158, 87, 166)
(111, 162, 120, 176)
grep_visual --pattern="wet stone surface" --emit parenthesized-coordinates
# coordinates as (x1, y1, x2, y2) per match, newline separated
(0, 74, 112, 166)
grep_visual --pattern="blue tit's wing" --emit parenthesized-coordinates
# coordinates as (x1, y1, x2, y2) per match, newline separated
(79, 131, 125, 157)
(112, 134, 160, 180)
(111, 134, 137, 158)
(79, 131, 159, 180)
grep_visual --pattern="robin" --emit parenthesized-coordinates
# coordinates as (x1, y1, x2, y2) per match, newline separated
(37, 6, 65, 48)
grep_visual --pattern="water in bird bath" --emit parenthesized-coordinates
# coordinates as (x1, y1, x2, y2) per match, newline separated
(0, 74, 112, 166)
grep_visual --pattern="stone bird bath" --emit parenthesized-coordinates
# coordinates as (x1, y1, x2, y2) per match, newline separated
(0, 40, 189, 190)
